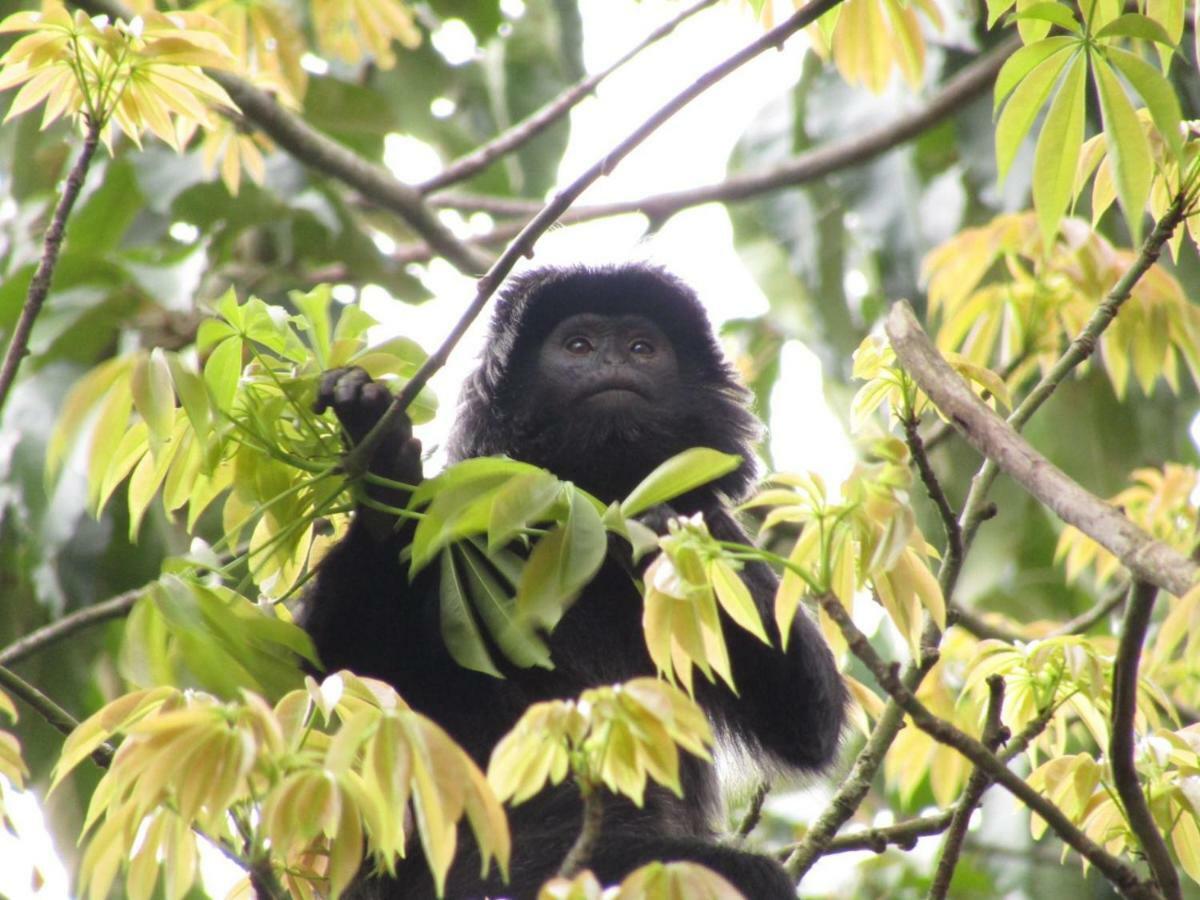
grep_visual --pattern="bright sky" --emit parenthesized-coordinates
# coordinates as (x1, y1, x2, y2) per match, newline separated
(0, 2, 857, 897)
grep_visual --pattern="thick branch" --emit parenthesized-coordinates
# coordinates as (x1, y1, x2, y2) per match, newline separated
(418, 0, 720, 193)
(395, 37, 1018, 263)
(0, 118, 101, 412)
(347, 0, 846, 470)
(1111, 582, 1180, 900)
(814, 594, 1160, 899)
(885, 303, 1200, 598)
(0, 589, 141, 668)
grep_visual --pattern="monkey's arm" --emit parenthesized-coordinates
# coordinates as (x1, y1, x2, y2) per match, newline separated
(698, 508, 847, 771)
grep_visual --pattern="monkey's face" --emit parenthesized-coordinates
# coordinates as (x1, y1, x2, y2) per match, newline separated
(535, 312, 681, 416)
(500, 311, 691, 499)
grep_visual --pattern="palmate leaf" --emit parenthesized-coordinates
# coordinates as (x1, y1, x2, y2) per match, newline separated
(995, 45, 1078, 181)
(1092, 56, 1153, 245)
(1032, 51, 1087, 246)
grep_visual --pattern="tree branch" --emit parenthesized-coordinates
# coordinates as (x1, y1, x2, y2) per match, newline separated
(393, 37, 1019, 263)
(814, 594, 1161, 900)
(903, 414, 963, 581)
(418, 0, 721, 193)
(1111, 582, 1181, 900)
(885, 302, 1200, 598)
(345, 0, 846, 471)
(0, 588, 141, 668)
(0, 665, 112, 769)
(0, 117, 101, 413)
(929, 674, 1008, 898)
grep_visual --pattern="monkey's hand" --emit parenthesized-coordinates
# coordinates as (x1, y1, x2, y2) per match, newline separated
(315, 367, 423, 540)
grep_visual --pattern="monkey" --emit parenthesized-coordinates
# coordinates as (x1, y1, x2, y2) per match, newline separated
(302, 263, 846, 899)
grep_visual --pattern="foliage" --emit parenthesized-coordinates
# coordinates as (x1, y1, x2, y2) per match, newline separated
(50, 672, 509, 899)
(488, 678, 712, 806)
(0, 0, 1199, 896)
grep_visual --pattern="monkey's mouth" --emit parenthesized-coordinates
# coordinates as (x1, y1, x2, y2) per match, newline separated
(580, 379, 648, 402)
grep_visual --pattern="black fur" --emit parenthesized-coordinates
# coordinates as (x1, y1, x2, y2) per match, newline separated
(302, 264, 846, 899)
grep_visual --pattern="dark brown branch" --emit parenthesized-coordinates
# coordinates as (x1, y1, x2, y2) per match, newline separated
(797, 691, 1058, 859)
(418, 0, 720, 193)
(1111, 582, 1181, 899)
(885, 302, 1200, 599)
(395, 37, 1019, 263)
(346, 0, 846, 471)
(0, 118, 101, 412)
(903, 415, 963, 580)
(814, 593, 1161, 900)
(0, 589, 141, 668)
(929, 674, 1008, 898)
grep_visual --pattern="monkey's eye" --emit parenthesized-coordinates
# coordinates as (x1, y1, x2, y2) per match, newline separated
(629, 339, 655, 356)
(564, 336, 593, 355)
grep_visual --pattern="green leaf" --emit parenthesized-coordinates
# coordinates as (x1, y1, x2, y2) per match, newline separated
(621, 448, 741, 518)
(993, 37, 1077, 113)
(1094, 12, 1173, 43)
(46, 354, 133, 484)
(1032, 51, 1087, 246)
(487, 471, 563, 551)
(457, 543, 551, 669)
(131, 348, 176, 446)
(709, 560, 769, 644)
(289, 284, 334, 369)
(1011, 2, 1081, 32)
(517, 489, 606, 632)
(1106, 46, 1183, 160)
(438, 549, 502, 677)
(1093, 56, 1153, 245)
(995, 47, 1077, 181)
(203, 336, 243, 414)
(410, 458, 546, 572)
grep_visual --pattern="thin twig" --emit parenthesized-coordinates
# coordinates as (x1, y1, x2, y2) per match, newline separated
(1111, 582, 1181, 900)
(814, 593, 1161, 900)
(784, 625, 940, 879)
(903, 415, 963, 578)
(419, 0, 720, 193)
(802, 696, 1058, 858)
(345, 0, 846, 471)
(0, 665, 112, 768)
(735, 780, 770, 839)
(929, 674, 1008, 898)
(885, 302, 1200, 599)
(393, 37, 1019, 263)
(0, 117, 101, 413)
(821, 810, 955, 854)
(558, 789, 604, 878)
(0, 588, 142, 668)
(1048, 588, 1126, 638)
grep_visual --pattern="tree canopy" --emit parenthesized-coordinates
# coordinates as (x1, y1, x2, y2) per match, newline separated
(0, 0, 1199, 897)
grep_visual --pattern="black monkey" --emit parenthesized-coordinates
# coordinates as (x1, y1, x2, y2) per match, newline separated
(303, 264, 846, 899)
